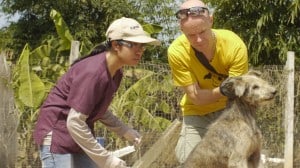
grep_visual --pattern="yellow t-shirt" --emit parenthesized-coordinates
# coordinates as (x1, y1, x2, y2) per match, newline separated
(168, 29, 249, 116)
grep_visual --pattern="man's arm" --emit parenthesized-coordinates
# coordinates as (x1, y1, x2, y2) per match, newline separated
(181, 82, 224, 105)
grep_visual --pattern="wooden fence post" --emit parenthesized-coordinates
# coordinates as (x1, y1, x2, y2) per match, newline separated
(284, 51, 295, 168)
(0, 52, 18, 168)
(69, 41, 80, 65)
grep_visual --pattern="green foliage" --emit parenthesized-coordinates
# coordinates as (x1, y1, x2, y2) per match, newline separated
(3, 0, 299, 66)
(143, 23, 163, 35)
(208, 0, 300, 66)
(50, 10, 73, 51)
(1, 0, 141, 58)
(134, 0, 180, 62)
(1, 0, 179, 63)
(13, 44, 45, 108)
(0, 27, 14, 53)
(110, 69, 176, 132)
(12, 9, 79, 117)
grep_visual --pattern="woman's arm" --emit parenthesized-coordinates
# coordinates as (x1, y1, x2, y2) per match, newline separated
(66, 108, 127, 168)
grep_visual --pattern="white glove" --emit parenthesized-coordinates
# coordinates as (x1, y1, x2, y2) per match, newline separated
(105, 154, 129, 168)
(123, 129, 141, 146)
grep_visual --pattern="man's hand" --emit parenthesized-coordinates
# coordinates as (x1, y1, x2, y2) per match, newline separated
(182, 83, 223, 105)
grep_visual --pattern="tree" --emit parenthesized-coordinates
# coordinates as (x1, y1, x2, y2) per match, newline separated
(0, 0, 140, 57)
(1, 0, 181, 63)
(208, 0, 300, 66)
(133, 0, 181, 62)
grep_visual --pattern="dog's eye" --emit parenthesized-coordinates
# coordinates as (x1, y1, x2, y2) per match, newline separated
(252, 85, 259, 89)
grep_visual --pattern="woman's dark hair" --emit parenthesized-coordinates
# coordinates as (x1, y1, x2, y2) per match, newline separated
(71, 40, 111, 66)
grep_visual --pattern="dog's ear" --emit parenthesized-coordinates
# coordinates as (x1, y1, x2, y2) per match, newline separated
(233, 77, 247, 97)
(247, 70, 262, 77)
(220, 77, 236, 98)
(220, 77, 246, 98)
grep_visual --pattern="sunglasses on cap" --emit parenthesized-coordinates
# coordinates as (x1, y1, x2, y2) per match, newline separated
(175, 6, 209, 19)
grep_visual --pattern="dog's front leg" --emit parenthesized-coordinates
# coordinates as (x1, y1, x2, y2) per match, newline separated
(228, 159, 248, 168)
(228, 150, 249, 168)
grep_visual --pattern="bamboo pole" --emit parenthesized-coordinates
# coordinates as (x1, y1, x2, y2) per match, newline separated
(284, 51, 295, 168)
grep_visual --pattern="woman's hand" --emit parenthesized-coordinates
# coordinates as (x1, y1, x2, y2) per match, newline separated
(123, 129, 141, 146)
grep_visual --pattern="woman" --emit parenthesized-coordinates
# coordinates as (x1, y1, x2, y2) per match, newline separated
(33, 17, 160, 168)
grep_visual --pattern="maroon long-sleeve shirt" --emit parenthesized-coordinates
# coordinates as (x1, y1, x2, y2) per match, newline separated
(33, 52, 123, 153)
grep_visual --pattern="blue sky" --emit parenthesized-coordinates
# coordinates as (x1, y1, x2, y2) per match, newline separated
(0, 0, 20, 28)
(0, 0, 6, 28)
(0, 13, 9, 28)
(0, 13, 20, 28)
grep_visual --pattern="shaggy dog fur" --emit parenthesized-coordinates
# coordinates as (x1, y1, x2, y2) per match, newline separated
(184, 71, 277, 168)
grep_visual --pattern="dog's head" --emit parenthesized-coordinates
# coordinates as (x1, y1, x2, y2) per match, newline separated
(220, 70, 277, 106)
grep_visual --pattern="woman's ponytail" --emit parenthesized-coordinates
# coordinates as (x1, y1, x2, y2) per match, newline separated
(71, 40, 111, 66)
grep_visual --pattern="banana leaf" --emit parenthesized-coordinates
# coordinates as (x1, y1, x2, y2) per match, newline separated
(17, 44, 46, 108)
(50, 9, 74, 51)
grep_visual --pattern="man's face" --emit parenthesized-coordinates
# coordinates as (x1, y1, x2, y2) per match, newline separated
(180, 14, 213, 50)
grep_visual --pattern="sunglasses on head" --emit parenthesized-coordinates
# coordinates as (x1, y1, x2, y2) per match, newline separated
(175, 6, 209, 20)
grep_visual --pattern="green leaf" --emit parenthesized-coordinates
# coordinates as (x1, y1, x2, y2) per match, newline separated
(31, 45, 55, 59)
(50, 9, 74, 51)
(160, 101, 171, 113)
(30, 45, 56, 66)
(142, 23, 163, 34)
(17, 44, 46, 108)
(19, 72, 45, 108)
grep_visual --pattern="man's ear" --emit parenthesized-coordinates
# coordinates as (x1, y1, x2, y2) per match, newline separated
(209, 13, 214, 27)
(210, 14, 213, 22)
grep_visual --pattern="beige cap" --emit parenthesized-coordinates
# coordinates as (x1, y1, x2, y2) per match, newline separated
(106, 17, 160, 45)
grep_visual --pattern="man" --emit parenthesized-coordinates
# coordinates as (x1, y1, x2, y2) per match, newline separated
(167, 0, 249, 164)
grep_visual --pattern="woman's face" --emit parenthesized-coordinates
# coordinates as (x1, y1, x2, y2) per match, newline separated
(113, 40, 146, 66)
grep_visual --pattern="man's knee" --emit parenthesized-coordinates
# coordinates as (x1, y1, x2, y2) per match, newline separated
(175, 135, 201, 163)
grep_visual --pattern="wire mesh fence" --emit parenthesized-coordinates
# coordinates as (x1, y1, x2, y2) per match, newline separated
(1, 60, 299, 167)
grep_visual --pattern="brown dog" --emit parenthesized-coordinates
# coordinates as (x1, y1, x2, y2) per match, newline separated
(184, 71, 277, 168)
